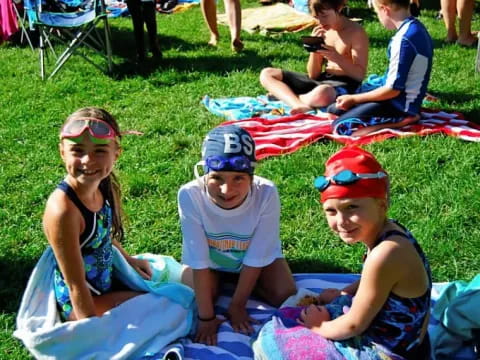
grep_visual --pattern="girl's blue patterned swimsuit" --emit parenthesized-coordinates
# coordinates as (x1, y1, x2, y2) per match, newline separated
(53, 181, 114, 320)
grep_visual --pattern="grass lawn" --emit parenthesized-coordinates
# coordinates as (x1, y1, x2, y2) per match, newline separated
(1, 0, 479, 357)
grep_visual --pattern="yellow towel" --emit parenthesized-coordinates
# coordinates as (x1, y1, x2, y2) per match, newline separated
(218, 3, 317, 35)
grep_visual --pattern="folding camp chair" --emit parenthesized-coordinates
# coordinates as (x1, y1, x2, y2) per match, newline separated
(9, 0, 34, 50)
(24, 0, 112, 79)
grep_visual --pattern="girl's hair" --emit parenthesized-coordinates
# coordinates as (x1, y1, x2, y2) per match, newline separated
(62, 107, 125, 242)
(309, 0, 345, 14)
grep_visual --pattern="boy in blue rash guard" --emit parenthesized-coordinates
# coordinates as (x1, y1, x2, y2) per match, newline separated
(327, 0, 433, 137)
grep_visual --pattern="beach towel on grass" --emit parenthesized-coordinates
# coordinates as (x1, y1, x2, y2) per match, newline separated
(15, 269, 477, 359)
(140, 274, 477, 360)
(14, 247, 196, 359)
(202, 97, 480, 159)
(202, 95, 326, 120)
(430, 274, 480, 359)
(217, 3, 316, 35)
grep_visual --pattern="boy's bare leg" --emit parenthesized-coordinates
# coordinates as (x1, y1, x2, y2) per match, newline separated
(299, 85, 337, 109)
(255, 258, 297, 307)
(201, 0, 220, 46)
(224, 0, 243, 52)
(260, 67, 313, 114)
(456, 0, 476, 46)
(441, 0, 458, 42)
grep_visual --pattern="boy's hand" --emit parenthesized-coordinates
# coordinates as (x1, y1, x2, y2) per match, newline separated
(317, 288, 342, 305)
(336, 94, 357, 110)
(316, 44, 341, 63)
(194, 317, 225, 346)
(127, 257, 152, 280)
(297, 304, 331, 328)
(311, 25, 326, 38)
(227, 304, 259, 334)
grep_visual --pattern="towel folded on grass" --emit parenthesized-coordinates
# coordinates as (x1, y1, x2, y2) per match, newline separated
(218, 3, 316, 35)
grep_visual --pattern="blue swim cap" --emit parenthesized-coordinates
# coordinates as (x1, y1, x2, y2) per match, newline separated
(201, 125, 256, 174)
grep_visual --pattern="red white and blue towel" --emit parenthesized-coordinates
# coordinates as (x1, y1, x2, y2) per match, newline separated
(202, 95, 480, 160)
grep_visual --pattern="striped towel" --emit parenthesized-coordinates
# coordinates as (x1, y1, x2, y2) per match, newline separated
(221, 110, 480, 160)
(152, 274, 477, 360)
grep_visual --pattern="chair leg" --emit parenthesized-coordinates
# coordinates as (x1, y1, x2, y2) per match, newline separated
(103, 17, 113, 73)
(12, 4, 34, 51)
(39, 31, 45, 80)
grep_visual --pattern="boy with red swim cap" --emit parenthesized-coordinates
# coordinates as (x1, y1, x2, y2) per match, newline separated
(254, 146, 432, 359)
(301, 146, 432, 358)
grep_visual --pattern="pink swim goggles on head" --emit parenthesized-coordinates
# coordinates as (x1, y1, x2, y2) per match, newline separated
(60, 118, 118, 141)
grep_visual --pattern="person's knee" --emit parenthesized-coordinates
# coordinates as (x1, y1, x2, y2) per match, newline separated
(307, 85, 336, 107)
(259, 67, 282, 86)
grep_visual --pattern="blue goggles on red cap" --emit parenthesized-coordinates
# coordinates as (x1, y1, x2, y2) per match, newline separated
(314, 170, 387, 192)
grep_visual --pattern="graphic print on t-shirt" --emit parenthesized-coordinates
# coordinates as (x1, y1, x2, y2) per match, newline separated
(206, 231, 253, 272)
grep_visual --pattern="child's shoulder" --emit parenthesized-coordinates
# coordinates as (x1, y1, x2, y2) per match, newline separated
(45, 188, 78, 219)
(339, 18, 368, 45)
(343, 17, 367, 35)
(252, 175, 277, 190)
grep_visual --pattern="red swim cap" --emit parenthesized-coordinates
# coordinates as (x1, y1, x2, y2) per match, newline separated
(320, 146, 388, 202)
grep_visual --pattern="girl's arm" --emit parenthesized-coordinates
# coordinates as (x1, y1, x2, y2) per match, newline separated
(228, 265, 261, 333)
(43, 193, 96, 319)
(112, 239, 151, 280)
(302, 242, 403, 340)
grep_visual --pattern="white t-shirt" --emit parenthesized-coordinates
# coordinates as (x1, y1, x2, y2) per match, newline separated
(178, 175, 283, 273)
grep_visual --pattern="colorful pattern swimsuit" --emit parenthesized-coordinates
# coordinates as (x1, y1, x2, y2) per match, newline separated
(53, 181, 114, 320)
(357, 220, 432, 357)
(253, 220, 431, 360)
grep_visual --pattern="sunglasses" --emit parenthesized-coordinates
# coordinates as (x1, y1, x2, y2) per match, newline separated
(314, 169, 387, 192)
(60, 118, 118, 141)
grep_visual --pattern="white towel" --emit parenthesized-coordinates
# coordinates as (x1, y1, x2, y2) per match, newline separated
(14, 247, 196, 359)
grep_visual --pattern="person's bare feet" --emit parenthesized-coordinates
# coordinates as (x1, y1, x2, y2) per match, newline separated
(208, 34, 219, 47)
(445, 34, 458, 43)
(457, 33, 478, 47)
(290, 104, 313, 115)
(231, 39, 244, 53)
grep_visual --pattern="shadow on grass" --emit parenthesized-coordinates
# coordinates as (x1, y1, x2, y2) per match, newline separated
(288, 257, 355, 274)
(109, 26, 307, 79)
(0, 256, 37, 314)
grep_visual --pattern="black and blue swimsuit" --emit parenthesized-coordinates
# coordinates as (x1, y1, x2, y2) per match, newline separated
(53, 181, 114, 320)
(322, 220, 432, 358)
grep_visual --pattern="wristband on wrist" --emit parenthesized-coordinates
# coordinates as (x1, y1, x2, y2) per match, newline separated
(197, 314, 216, 322)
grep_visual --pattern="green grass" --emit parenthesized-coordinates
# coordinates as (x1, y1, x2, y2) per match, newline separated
(1, 1, 480, 357)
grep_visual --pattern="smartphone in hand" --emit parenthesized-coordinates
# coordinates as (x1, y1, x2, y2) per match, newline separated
(301, 36, 325, 52)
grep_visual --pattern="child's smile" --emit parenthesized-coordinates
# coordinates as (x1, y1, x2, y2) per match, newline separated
(61, 133, 119, 186)
(323, 197, 387, 247)
(206, 171, 251, 210)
